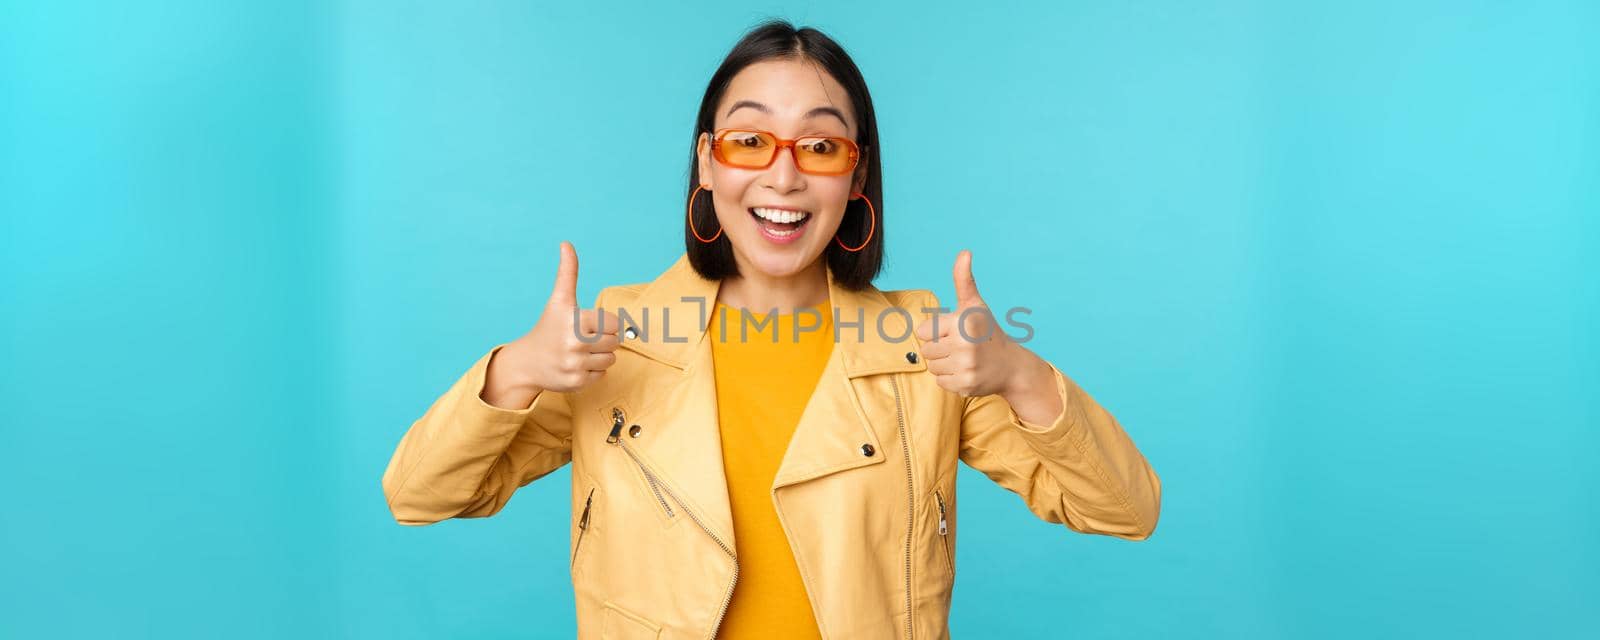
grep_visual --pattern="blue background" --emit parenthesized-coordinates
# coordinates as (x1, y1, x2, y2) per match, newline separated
(2, 1, 1595, 637)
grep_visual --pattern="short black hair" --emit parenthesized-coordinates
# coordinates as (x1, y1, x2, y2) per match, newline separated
(685, 19, 884, 291)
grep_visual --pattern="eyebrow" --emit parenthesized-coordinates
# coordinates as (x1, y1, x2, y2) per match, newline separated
(725, 100, 850, 131)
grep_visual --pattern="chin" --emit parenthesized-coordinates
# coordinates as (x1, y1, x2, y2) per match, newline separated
(740, 242, 824, 278)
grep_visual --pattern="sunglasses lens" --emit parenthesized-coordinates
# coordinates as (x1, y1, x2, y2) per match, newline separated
(717, 131, 776, 168)
(794, 137, 855, 174)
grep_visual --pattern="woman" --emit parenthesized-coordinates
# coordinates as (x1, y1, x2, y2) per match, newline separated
(381, 19, 1161, 640)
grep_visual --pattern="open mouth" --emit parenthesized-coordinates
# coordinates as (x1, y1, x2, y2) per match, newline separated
(748, 207, 813, 242)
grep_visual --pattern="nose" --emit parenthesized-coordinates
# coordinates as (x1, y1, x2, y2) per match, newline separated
(761, 143, 805, 193)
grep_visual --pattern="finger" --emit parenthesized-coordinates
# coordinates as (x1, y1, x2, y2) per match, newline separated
(918, 339, 952, 361)
(578, 309, 600, 335)
(956, 306, 996, 343)
(548, 240, 579, 308)
(924, 356, 955, 376)
(918, 314, 956, 342)
(577, 309, 621, 337)
(584, 352, 617, 371)
(597, 309, 621, 336)
(586, 332, 620, 353)
(953, 249, 982, 309)
(933, 373, 962, 393)
(919, 316, 953, 341)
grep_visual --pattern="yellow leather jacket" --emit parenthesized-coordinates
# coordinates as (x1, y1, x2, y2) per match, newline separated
(381, 254, 1162, 639)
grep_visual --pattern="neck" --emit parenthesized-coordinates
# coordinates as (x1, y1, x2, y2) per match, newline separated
(717, 256, 830, 313)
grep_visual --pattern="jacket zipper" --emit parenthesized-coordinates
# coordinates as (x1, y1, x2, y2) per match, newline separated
(934, 488, 952, 578)
(572, 487, 595, 571)
(608, 407, 739, 640)
(609, 409, 673, 517)
(891, 376, 914, 640)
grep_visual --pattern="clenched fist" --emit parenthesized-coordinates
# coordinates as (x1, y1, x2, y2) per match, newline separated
(482, 241, 621, 409)
(914, 249, 1026, 398)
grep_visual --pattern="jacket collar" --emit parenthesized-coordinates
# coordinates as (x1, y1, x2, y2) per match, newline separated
(618, 253, 926, 378)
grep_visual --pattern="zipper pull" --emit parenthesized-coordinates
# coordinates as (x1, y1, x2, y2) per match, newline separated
(936, 492, 948, 536)
(606, 407, 624, 444)
(579, 491, 593, 530)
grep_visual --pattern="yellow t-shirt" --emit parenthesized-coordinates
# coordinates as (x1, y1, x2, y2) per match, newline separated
(710, 299, 832, 640)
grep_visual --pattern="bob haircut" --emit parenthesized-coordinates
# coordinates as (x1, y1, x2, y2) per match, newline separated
(685, 19, 884, 291)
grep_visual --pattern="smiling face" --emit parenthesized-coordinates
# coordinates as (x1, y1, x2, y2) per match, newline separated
(697, 57, 869, 280)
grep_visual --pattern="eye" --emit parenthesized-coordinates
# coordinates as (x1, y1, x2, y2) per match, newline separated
(800, 138, 838, 154)
(729, 132, 767, 148)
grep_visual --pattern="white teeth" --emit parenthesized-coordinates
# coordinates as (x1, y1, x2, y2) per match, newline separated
(751, 207, 811, 224)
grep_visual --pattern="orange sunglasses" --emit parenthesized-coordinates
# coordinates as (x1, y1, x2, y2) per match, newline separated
(710, 128, 861, 176)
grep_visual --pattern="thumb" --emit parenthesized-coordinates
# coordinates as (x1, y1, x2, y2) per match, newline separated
(548, 240, 579, 308)
(953, 249, 983, 308)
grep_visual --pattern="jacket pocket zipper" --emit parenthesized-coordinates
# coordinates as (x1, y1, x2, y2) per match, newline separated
(572, 487, 595, 571)
(934, 488, 953, 578)
(608, 408, 674, 518)
(607, 407, 739, 638)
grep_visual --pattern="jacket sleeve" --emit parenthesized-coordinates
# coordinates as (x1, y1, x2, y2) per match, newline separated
(380, 343, 575, 526)
(957, 358, 1162, 541)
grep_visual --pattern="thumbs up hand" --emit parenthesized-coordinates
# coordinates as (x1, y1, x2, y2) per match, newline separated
(914, 250, 1027, 398)
(484, 241, 620, 409)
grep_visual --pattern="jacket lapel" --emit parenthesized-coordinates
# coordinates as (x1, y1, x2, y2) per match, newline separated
(612, 254, 928, 544)
(771, 265, 928, 489)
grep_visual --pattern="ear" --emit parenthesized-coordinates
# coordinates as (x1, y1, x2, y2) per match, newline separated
(851, 145, 870, 194)
(697, 132, 714, 189)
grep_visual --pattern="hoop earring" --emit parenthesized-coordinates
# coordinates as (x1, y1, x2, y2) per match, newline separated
(687, 184, 722, 243)
(835, 193, 876, 252)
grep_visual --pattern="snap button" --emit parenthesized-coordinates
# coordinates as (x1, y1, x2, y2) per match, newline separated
(623, 326, 639, 340)
(861, 443, 875, 457)
(628, 424, 642, 438)
(905, 351, 918, 364)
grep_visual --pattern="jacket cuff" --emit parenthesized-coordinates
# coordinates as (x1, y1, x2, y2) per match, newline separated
(461, 343, 543, 425)
(1006, 360, 1087, 450)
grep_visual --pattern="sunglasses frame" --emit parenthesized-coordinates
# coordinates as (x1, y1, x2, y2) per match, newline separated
(710, 127, 862, 176)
